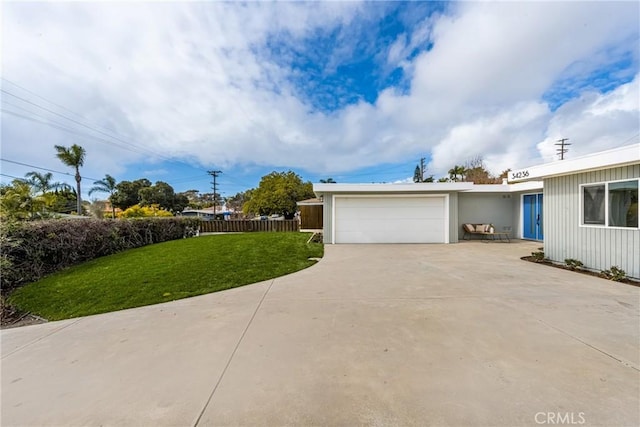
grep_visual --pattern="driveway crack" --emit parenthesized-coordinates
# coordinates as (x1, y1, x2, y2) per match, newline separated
(1, 319, 82, 359)
(193, 279, 276, 427)
(536, 318, 639, 372)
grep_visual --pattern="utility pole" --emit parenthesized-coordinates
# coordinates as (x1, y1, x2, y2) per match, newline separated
(420, 157, 426, 182)
(207, 170, 222, 215)
(555, 138, 571, 160)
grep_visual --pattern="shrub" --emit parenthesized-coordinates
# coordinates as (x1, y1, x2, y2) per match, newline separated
(531, 251, 547, 262)
(117, 204, 173, 218)
(0, 217, 200, 294)
(601, 266, 627, 282)
(564, 258, 584, 270)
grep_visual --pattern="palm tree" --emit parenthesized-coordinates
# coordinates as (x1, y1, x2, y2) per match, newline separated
(55, 144, 86, 215)
(448, 165, 467, 182)
(24, 171, 64, 195)
(89, 174, 118, 218)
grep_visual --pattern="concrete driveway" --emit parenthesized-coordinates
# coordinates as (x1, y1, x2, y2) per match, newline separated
(2, 241, 639, 426)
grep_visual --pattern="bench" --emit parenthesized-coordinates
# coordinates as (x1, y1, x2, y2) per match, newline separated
(462, 223, 510, 243)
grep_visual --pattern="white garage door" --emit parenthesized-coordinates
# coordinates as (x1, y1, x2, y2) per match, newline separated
(334, 196, 447, 243)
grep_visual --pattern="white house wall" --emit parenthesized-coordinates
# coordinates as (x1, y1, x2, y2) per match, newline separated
(544, 164, 640, 279)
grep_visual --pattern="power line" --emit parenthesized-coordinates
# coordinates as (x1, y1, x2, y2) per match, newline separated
(1, 89, 177, 161)
(0, 173, 26, 181)
(0, 158, 101, 182)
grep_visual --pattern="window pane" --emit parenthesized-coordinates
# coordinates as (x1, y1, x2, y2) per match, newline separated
(608, 180, 639, 227)
(583, 185, 605, 225)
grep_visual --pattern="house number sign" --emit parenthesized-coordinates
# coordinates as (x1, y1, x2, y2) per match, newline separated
(511, 170, 530, 180)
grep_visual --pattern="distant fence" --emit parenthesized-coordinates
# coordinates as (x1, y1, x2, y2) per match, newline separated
(198, 220, 299, 233)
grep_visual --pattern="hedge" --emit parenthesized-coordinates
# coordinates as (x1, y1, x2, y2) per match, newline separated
(0, 217, 200, 294)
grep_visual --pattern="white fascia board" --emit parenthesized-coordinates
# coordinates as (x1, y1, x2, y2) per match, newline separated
(463, 181, 543, 193)
(509, 144, 640, 183)
(313, 182, 474, 194)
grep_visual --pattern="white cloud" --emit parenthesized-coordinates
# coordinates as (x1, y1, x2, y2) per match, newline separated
(1, 0, 638, 191)
(537, 74, 640, 162)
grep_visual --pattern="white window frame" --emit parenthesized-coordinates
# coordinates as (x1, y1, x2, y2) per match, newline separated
(579, 178, 640, 230)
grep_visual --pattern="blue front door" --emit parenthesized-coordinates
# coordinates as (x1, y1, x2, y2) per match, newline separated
(523, 194, 544, 240)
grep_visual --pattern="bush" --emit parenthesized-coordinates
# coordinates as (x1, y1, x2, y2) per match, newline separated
(601, 266, 627, 282)
(564, 258, 584, 270)
(0, 217, 200, 294)
(531, 251, 547, 262)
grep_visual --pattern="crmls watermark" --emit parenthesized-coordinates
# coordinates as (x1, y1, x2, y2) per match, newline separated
(534, 412, 586, 425)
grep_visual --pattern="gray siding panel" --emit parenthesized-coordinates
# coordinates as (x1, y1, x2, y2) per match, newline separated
(449, 193, 458, 243)
(544, 165, 640, 279)
(322, 196, 333, 244)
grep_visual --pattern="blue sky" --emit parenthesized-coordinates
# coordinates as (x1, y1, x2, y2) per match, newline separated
(2, 1, 639, 200)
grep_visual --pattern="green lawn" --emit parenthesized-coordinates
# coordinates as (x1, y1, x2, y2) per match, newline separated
(9, 232, 323, 321)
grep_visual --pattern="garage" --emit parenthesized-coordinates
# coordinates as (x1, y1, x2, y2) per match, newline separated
(334, 195, 448, 244)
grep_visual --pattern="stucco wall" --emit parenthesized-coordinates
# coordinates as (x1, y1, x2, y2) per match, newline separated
(458, 193, 516, 237)
(544, 164, 640, 279)
(322, 195, 333, 244)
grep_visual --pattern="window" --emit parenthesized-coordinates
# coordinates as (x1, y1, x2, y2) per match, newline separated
(582, 180, 639, 228)
(609, 180, 638, 227)
(583, 185, 605, 225)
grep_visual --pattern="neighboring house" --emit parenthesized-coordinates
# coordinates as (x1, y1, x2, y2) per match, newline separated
(510, 144, 639, 279)
(313, 181, 543, 245)
(180, 205, 236, 220)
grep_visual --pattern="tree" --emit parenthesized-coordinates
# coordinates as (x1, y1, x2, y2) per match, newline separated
(319, 178, 336, 183)
(448, 165, 467, 182)
(50, 186, 78, 214)
(0, 180, 38, 220)
(54, 144, 86, 214)
(464, 156, 501, 184)
(243, 171, 314, 219)
(25, 172, 62, 195)
(89, 174, 118, 218)
(138, 181, 188, 212)
(111, 178, 151, 210)
(413, 166, 422, 183)
(225, 191, 250, 213)
(437, 177, 450, 183)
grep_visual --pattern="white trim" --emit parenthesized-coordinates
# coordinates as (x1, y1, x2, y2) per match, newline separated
(509, 144, 640, 183)
(579, 178, 640, 230)
(315, 182, 474, 193)
(314, 181, 541, 195)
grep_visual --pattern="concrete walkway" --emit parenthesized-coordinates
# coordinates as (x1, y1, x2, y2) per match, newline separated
(2, 241, 639, 426)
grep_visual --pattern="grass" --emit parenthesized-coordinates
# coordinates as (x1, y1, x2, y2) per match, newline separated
(9, 232, 323, 321)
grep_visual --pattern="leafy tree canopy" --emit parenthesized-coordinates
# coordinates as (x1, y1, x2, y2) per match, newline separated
(243, 171, 314, 219)
(112, 179, 151, 210)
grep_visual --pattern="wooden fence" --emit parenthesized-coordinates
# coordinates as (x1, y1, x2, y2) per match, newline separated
(299, 205, 323, 230)
(198, 220, 299, 233)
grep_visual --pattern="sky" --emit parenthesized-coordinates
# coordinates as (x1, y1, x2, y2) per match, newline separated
(1, 0, 639, 201)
